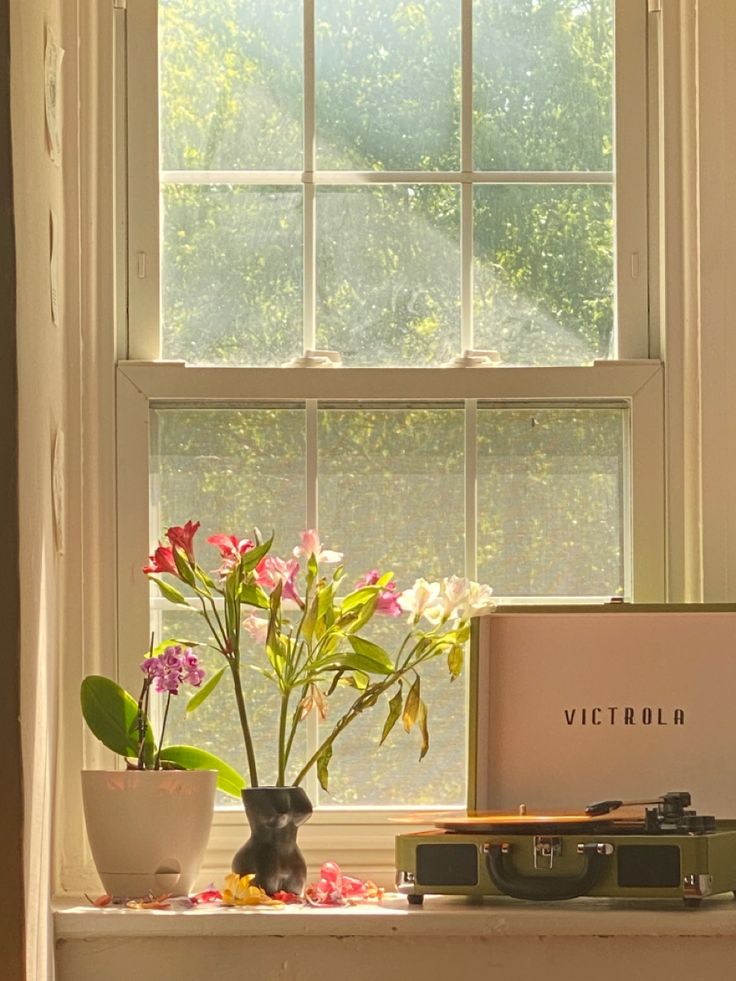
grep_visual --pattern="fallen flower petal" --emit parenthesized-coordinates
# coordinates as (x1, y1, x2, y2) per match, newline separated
(222, 873, 284, 908)
(86, 893, 112, 908)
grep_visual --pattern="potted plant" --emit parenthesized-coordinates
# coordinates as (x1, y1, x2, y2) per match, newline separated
(144, 522, 495, 895)
(81, 639, 245, 898)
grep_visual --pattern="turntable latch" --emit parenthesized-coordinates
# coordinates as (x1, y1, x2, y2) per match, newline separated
(577, 842, 615, 857)
(532, 835, 563, 869)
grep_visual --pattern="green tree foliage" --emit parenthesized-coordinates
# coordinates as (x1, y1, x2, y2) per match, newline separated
(158, 0, 614, 366)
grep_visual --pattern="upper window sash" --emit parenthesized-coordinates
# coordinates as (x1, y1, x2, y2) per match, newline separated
(122, 0, 650, 364)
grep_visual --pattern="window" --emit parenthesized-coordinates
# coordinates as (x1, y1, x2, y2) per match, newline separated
(116, 0, 663, 841)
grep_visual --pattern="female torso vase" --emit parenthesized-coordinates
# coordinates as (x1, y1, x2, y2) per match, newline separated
(232, 786, 313, 896)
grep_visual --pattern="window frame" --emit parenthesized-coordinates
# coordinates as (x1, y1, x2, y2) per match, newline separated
(110, 0, 664, 880)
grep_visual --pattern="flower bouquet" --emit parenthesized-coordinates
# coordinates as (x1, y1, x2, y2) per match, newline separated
(144, 521, 495, 895)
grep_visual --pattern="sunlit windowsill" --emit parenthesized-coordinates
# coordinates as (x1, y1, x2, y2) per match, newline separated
(53, 894, 736, 940)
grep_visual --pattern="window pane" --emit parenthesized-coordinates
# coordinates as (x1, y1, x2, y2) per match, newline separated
(151, 407, 307, 793)
(159, 0, 303, 171)
(316, 185, 461, 365)
(161, 185, 303, 365)
(473, 0, 614, 172)
(317, 406, 466, 806)
(473, 184, 614, 365)
(316, 0, 460, 171)
(477, 407, 625, 596)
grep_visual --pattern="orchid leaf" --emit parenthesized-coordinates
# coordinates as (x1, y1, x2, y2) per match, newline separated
(348, 635, 394, 673)
(186, 665, 227, 714)
(417, 699, 430, 760)
(150, 577, 192, 608)
(316, 743, 333, 792)
(340, 670, 369, 691)
(80, 676, 154, 763)
(158, 746, 246, 797)
(380, 684, 403, 745)
(402, 676, 421, 733)
(448, 644, 464, 680)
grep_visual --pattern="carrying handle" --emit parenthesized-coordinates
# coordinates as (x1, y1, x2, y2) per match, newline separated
(485, 843, 607, 901)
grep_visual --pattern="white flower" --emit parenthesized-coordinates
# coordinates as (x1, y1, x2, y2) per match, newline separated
(457, 580, 496, 620)
(397, 578, 442, 623)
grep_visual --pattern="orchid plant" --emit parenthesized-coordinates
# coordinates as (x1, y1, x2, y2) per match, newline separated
(81, 639, 245, 797)
(144, 523, 496, 791)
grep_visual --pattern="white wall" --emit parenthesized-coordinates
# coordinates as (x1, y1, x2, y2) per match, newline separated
(11, 0, 83, 976)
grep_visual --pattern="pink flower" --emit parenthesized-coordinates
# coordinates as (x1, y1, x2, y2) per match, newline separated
(140, 645, 204, 695)
(355, 570, 402, 617)
(143, 544, 178, 576)
(260, 555, 303, 606)
(166, 520, 200, 562)
(207, 534, 255, 580)
(293, 530, 343, 565)
(242, 613, 269, 645)
(304, 862, 382, 906)
(207, 534, 255, 559)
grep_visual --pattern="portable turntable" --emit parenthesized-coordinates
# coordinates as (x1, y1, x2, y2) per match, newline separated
(396, 792, 736, 905)
(395, 605, 736, 906)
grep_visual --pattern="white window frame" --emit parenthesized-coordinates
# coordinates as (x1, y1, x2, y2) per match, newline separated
(107, 0, 664, 881)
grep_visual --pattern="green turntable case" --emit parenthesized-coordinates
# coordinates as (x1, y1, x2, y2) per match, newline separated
(395, 604, 736, 905)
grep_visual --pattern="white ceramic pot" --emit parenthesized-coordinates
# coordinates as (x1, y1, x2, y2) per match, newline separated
(81, 769, 217, 898)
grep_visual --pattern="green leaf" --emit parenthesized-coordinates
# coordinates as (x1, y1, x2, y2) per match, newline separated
(339, 585, 378, 614)
(340, 670, 369, 691)
(185, 665, 227, 714)
(240, 582, 269, 610)
(402, 676, 421, 733)
(380, 684, 403, 745)
(150, 577, 192, 608)
(80, 676, 154, 762)
(448, 644, 464, 680)
(348, 635, 394, 673)
(329, 652, 393, 676)
(173, 546, 196, 586)
(316, 743, 333, 793)
(417, 699, 430, 760)
(194, 565, 216, 593)
(240, 534, 274, 573)
(150, 637, 199, 657)
(301, 592, 320, 642)
(158, 745, 246, 798)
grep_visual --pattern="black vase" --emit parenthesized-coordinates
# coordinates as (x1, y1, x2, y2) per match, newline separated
(232, 786, 313, 896)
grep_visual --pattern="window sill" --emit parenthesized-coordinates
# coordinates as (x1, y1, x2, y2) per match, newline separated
(54, 894, 736, 939)
(54, 897, 736, 981)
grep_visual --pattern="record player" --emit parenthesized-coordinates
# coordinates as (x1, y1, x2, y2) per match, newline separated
(396, 791, 736, 905)
(395, 605, 736, 906)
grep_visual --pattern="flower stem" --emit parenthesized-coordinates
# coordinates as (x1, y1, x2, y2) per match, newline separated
(229, 661, 259, 787)
(277, 690, 290, 785)
(154, 692, 172, 770)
